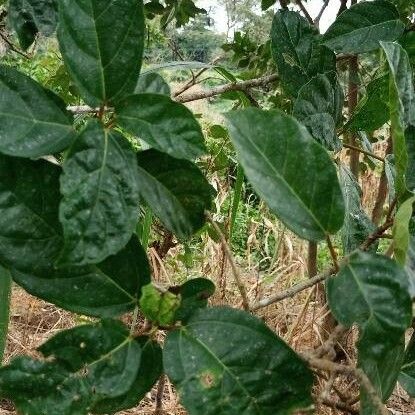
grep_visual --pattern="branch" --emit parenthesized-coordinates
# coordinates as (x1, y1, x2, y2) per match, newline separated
(343, 143, 384, 163)
(295, 0, 314, 26)
(304, 356, 389, 415)
(175, 74, 279, 103)
(315, 0, 330, 27)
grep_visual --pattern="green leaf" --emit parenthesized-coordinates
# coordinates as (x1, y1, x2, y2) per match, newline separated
(323, 1, 405, 54)
(0, 65, 74, 158)
(226, 109, 345, 242)
(345, 73, 390, 132)
(327, 251, 411, 335)
(9, 0, 58, 49)
(134, 73, 171, 96)
(0, 156, 62, 274)
(12, 235, 150, 318)
(406, 125, 415, 192)
(136, 150, 213, 240)
(405, 216, 415, 298)
(173, 278, 215, 322)
(0, 320, 155, 415)
(139, 284, 180, 326)
(59, 120, 140, 266)
(339, 165, 376, 254)
(293, 72, 343, 151)
(327, 251, 412, 406)
(399, 331, 415, 397)
(163, 307, 314, 415)
(57, 0, 145, 106)
(116, 93, 206, 160)
(381, 41, 415, 199)
(270, 10, 336, 97)
(400, 31, 415, 66)
(0, 266, 11, 364)
(385, 154, 396, 203)
(393, 196, 415, 265)
(92, 336, 162, 414)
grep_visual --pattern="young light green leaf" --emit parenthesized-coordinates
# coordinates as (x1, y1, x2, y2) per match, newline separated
(116, 93, 206, 160)
(12, 235, 150, 318)
(226, 109, 345, 242)
(323, 1, 405, 54)
(0, 320, 152, 415)
(59, 120, 140, 266)
(136, 150, 213, 240)
(0, 65, 74, 157)
(393, 196, 415, 265)
(293, 72, 343, 151)
(163, 307, 314, 415)
(345, 73, 390, 132)
(271, 10, 336, 96)
(0, 156, 63, 274)
(9, 0, 58, 49)
(339, 165, 376, 254)
(57, 0, 145, 106)
(381, 41, 415, 199)
(139, 284, 180, 326)
(134, 73, 171, 96)
(399, 332, 415, 397)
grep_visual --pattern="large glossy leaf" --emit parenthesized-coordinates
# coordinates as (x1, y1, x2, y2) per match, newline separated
(0, 65, 74, 157)
(226, 109, 345, 242)
(323, 1, 405, 54)
(9, 0, 58, 50)
(339, 165, 376, 254)
(270, 10, 336, 96)
(393, 196, 415, 265)
(134, 73, 171, 96)
(116, 93, 206, 160)
(293, 72, 343, 151)
(345, 73, 390, 132)
(327, 251, 412, 407)
(0, 320, 157, 415)
(57, 0, 145, 106)
(0, 155, 62, 274)
(59, 120, 140, 266)
(399, 332, 415, 397)
(163, 307, 313, 415)
(136, 150, 213, 240)
(381, 41, 415, 199)
(12, 235, 150, 318)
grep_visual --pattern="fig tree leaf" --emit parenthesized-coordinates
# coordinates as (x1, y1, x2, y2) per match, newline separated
(339, 164, 376, 254)
(345, 73, 390, 132)
(0, 65, 74, 158)
(393, 196, 415, 265)
(136, 149, 213, 240)
(381, 41, 415, 199)
(323, 1, 405, 54)
(0, 320, 148, 415)
(163, 307, 314, 415)
(270, 10, 336, 97)
(226, 109, 345, 242)
(173, 277, 215, 322)
(59, 120, 140, 266)
(116, 93, 206, 160)
(0, 156, 63, 274)
(139, 284, 180, 326)
(293, 72, 343, 151)
(399, 331, 415, 397)
(57, 0, 145, 106)
(134, 73, 171, 96)
(9, 0, 58, 50)
(12, 235, 150, 318)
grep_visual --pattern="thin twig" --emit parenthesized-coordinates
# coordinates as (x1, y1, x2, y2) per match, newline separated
(154, 374, 166, 414)
(326, 235, 339, 272)
(295, 0, 314, 25)
(320, 396, 359, 415)
(304, 357, 389, 415)
(206, 213, 250, 311)
(315, 0, 330, 26)
(343, 143, 385, 163)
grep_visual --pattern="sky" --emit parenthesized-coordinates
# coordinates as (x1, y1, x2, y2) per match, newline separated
(198, 0, 348, 34)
